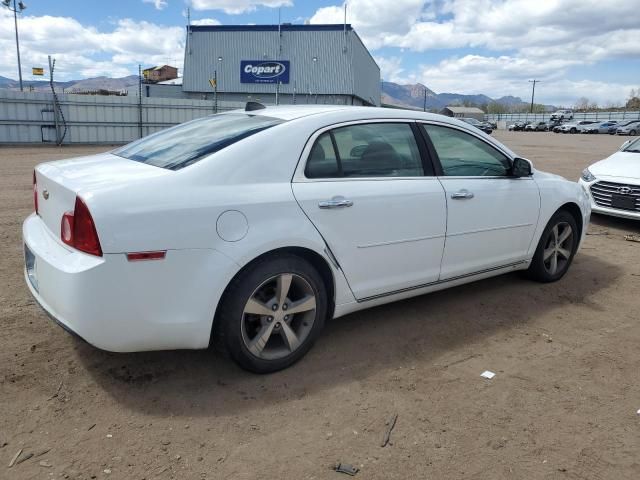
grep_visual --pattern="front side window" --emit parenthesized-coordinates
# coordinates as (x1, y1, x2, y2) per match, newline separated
(113, 113, 284, 170)
(305, 123, 424, 178)
(422, 124, 511, 177)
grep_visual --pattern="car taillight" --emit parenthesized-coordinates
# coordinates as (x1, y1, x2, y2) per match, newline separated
(33, 171, 38, 215)
(60, 196, 103, 256)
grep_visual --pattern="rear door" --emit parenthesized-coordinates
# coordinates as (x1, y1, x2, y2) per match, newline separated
(420, 122, 540, 280)
(292, 121, 447, 300)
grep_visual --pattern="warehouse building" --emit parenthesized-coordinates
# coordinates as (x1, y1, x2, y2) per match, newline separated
(180, 24, 380, 107)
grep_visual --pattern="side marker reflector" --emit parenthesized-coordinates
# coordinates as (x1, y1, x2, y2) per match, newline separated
(126, 251, 167, 261)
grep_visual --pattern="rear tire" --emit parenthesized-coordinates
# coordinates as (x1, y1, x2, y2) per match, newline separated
(630, 130, 637, 136)
(214, 254, 327, 373)
(526, 210, 579, 283)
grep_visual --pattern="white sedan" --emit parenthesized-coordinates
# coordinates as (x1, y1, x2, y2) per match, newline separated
(24, 105, 590, 373)
(579, 137, 640, 220)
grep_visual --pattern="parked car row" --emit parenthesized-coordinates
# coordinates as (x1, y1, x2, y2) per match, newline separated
(506, 118, 640, 135)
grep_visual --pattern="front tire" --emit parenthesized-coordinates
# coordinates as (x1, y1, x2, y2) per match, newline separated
(215, 254, 328, 373)
(630, 130, 637, 136)
(526, 210, 579, 283)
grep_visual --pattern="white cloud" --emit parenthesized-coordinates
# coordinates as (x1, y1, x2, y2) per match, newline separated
(191, 18, 222, 26)
(412, 55, 634, 107)
(142, 0, 169, 10)
(311, 0, 640, 105)
(0, 10, 185, 81)
(374, 56, 405, 83)
(190, 0, 292, 15)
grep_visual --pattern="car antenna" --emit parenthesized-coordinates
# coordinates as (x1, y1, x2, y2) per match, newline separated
(245, 101, 266, 111)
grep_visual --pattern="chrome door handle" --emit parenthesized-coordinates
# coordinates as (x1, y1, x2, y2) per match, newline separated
(318, 197, 354, 209)
(451, 189, 474, 200)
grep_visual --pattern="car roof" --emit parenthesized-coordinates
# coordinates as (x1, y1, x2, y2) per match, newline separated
(223, 104, 467, 124)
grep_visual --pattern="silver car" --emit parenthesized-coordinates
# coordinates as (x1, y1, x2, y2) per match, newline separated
(616, 121, 640, 136)
(583, 121, 618, 134)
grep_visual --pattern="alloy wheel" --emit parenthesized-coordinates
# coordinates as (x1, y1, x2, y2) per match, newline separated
(542, 222, 574, 275)
(241, 273, 317, 360)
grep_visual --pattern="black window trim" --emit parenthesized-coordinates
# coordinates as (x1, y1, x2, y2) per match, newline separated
(417, 121, 521, 179)
(300, 119, 436, 181)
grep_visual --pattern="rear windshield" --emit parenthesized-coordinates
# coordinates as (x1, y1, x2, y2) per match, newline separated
(113, 113, 284, 170)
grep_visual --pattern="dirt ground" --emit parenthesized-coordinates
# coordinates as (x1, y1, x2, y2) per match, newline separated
(2, 132, 640, 480)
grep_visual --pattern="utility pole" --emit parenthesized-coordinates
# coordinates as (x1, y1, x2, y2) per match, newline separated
(214, 70, 218, 113)
(423, 85, 427, 112)
(528, 79, 540, 113)
(3, 0, 27, 92)
(138, 64, 143, 138)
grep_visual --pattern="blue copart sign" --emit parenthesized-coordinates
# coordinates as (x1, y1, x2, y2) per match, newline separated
(240, 60, 290, 84)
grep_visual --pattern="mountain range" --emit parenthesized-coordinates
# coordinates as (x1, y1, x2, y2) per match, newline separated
(0, 75, 139, 92)
(0, 74, 542, 110)
(381, 81, 532, 111)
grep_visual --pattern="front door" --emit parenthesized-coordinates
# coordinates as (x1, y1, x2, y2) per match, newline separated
(420, 123, 540, 280)
(292, 121, 447, 300)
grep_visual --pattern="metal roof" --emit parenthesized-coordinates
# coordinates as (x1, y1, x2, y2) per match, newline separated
(442, 106, 485, 114)
(189, 24, 353, 32)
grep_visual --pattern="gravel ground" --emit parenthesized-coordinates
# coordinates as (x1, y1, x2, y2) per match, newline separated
(1, 132, 640, 479)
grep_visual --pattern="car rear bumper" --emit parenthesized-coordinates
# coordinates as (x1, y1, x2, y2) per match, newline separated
(23, 213, 239, 352)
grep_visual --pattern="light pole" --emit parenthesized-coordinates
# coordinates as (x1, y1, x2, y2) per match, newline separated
(2, 0, 27, 92)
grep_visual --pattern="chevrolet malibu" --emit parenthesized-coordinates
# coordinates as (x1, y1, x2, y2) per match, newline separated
(24, 105, 590, 373)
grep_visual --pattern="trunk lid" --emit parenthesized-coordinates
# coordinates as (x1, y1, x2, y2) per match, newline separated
(35, 152, 170, 240)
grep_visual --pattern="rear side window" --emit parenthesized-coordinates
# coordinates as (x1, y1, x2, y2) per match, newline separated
(113, 113, 284, 170)
(305, 123, 424, 178)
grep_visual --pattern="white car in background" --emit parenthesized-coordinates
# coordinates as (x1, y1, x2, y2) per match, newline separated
(550, 109, 574, 121)
(24, 105, 590, 373)
(580, 137, 640, 219)
(559, 120, 599, 134)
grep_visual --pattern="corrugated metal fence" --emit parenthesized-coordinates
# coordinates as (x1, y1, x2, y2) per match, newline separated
(486, 111, 640, 123)
(0, 90, 239, 144)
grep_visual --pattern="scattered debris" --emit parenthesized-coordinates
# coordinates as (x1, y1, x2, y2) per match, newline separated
(39, 460, 52, 468)
(106, 434, 113, 438)
(48, 381, 64, 400)
(586, 231, 609, 236)
(35, 448, 51, 457)
(30, 344, 36, 353)
(481, 371, 496, 379)
(637, 409, 640, 415)
(16, 452, 34, 464)
(0, 441, 7, 449)
(8, 448, 23, 468)
(381, 413, 398, 447)
(334, 463, 359, 476)
(625, 234, 640, 243)
(88, 424, 96, 431)
(103, 468, 111, 474)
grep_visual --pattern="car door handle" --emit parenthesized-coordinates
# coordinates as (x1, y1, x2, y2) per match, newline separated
(318, 197, 354, 209)
(451, 189, 474, 200)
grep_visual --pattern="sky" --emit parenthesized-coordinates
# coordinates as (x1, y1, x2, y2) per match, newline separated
(0, 0, 638, 107)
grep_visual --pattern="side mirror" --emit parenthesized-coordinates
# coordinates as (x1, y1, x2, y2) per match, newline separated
(512, 157, 533, 177)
